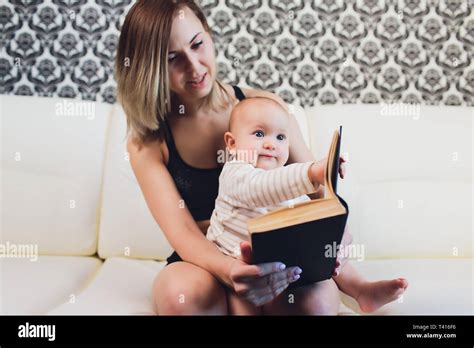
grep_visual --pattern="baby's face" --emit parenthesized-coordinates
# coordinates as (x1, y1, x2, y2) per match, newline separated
(229, 102, 290, 170)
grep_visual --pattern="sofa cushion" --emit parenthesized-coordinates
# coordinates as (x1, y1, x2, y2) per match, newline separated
(98, 103, 310, 260)
(1, 95, 112, 255)
(340, 180, 472, 259)
(48, 257, 164, 315)
(0, 256, 102, 314)
(97, 104, 173, 260)
(340, 258, 473, 315)
(307, 104, 472, 258)
(47, 257, 473, 315)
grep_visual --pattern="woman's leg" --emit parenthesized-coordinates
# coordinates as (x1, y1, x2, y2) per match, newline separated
(226, 287, 263, 315)
(152, 261, 228, 315)
(262, 279, 340, 315)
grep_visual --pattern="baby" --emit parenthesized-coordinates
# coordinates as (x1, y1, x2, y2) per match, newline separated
(206, 96, 408, 313)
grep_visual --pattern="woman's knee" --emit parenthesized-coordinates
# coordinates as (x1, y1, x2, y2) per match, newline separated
(265, 279, 340, 315)
(152, 262, 228, 315)
(226, 287, 263, 315)
(298, 279, 340, 315)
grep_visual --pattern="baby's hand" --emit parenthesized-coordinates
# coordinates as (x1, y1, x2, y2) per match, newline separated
(310, 156, 347, 185)
(339, 156, 346, 179)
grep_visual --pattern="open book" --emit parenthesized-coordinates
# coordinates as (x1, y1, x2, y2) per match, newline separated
(248, 126, 349, 288)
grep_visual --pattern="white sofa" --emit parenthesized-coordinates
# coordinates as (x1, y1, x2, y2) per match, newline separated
(1, 95, 472, 315)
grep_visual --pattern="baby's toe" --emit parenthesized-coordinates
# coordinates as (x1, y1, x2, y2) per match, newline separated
(397, 278, 408, 289)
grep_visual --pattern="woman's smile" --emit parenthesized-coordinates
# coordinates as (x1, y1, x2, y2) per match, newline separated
(187, 72, 207, 88)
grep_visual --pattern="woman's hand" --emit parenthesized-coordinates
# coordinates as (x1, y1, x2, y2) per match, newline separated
(228, 241, 302, 307)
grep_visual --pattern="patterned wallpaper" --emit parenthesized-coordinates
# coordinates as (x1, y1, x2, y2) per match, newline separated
(1, 0, 473, 107)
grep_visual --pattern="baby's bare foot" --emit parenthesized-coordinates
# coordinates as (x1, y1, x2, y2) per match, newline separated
(356, 278, 408, 313)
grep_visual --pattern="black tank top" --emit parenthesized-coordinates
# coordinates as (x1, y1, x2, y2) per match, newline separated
(163, 85, 246, 221)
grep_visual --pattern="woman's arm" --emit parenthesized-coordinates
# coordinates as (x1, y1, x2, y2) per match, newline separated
(128, 136, 301, 305)
(127, 137, 236, 287)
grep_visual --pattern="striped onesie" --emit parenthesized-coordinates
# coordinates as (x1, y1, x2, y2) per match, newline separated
(206, 160, 316, 258)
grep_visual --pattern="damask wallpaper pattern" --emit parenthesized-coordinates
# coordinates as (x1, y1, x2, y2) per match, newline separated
(1, 0, 473, 107)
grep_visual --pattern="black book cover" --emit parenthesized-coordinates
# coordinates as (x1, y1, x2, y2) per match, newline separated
(251, 126, 349, 288)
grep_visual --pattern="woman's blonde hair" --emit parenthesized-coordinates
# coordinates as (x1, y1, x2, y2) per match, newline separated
(115, 0, 232, 145)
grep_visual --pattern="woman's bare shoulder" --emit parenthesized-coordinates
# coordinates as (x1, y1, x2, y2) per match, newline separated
(127, 132, 167, 164)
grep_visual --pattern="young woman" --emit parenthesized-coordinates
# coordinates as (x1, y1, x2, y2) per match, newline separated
(116, 0, 365, 315)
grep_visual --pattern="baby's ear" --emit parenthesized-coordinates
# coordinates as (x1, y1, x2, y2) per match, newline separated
(224, 131, 236, 151)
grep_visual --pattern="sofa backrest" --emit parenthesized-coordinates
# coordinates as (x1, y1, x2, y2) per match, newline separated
(307, 104, 473, 259)
(97, 103, 311, 260)
(1, 95, 111, 256)
(3, 94, 471, 261)
(97, 103, 173, 260)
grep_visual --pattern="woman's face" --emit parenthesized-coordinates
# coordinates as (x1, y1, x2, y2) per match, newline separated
(167, 6, 216, 102)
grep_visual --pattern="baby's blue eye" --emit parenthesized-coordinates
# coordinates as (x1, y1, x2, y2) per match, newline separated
(254, 130, 264, 137)
(277, 134, 286, 141)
